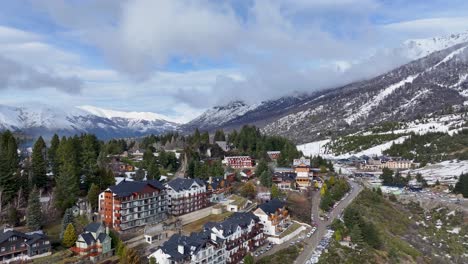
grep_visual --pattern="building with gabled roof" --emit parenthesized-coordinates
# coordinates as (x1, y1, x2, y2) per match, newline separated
(0, 229, 51, 263)
(72, 223, 112, 261)
(165, 178, 208, 216)
(254, 199, 291, 237)
(99, 179, 167, 231)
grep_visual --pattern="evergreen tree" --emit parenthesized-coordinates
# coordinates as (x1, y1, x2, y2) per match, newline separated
(453, 173, 468, 198)
(60, 208, 74, 239)
(54, 137, 80, 213)
(134, 168, 145, 181)
(31, 136, 48, 189)
(26, 187, 42, 231)
(87, 183, 100, 211)
(255, 160, 269, 176)
(147, 162, 160, 180)
(8, 206, 20, 227)
(149, 257, 157, 264)
(260, 171, 272, 187)
(214, 130, 226, 141)
(48, 134, 60, 176)
(350, 225, 363, 245)
(62, 223, 77, 247)
(271, 184, 282, 199)
(0, 131, 19, 203)
(120, 247, 141, 264)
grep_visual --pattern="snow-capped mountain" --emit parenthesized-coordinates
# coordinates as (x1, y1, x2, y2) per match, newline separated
(0, 104, 178, 139)
(403, 31, 468, 60)
(262, 41, 468, 143)
(182, 96, 309, 132)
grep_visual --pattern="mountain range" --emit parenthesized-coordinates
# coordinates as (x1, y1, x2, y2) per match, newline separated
(1, 32, 468, 142)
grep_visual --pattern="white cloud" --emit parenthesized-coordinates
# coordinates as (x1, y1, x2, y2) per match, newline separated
(382, 17, 468, 37)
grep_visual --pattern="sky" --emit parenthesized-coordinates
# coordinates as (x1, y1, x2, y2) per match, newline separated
(0, 0, 467, 123)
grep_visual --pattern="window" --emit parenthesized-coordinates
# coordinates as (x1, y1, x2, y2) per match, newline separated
(1, 247, 5, 252)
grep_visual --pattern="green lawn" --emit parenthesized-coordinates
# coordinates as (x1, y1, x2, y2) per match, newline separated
(279, 222, 302, 238)
(257, 243, 304, 264)
(182, 212, 234, 233)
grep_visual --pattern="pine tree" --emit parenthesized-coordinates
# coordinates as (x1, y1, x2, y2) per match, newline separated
(62, 223, 77, 247)
(147, 162, 160, 180)
(350, 225, 363, 245)
(27, 187, 42, 231)
(0, 131, 19, 203)
(32, 136, 48, 189)
(8, 206, 20, 227)
(260, 171, 272, 187)
(60, 208, 74, 239)
(255, 160, 269, 176)
(54, 137, 80, 213)
(48, 134, 60, 176)
(453, 173, 468, 198)
(87, 183, 100, 211)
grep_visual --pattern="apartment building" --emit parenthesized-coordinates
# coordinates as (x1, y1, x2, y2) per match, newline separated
(150, 212, 264, 264)
(149, 231, 226, 264)
(223, 156, 255, 169)
(165, 178, 208, 216)
(99, 179, 167, 231)
(294, 157, 311, 188)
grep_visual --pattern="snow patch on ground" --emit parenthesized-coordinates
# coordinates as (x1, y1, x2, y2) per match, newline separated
(345, 74, 419, 124)
(403, 160, 468, 185)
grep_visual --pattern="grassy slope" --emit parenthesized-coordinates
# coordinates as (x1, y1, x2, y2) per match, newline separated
(319, 189, 467, 264)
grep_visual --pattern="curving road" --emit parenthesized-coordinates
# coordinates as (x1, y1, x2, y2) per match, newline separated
(295, 180, 362, 264)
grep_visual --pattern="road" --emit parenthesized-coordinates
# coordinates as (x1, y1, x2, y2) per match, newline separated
(295, 180, 362, 264)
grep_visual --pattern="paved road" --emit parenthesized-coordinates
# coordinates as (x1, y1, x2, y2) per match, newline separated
(295, 180, 362, 264)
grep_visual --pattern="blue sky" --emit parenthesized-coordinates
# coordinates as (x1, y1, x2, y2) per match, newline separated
(0, 0, 467, 123)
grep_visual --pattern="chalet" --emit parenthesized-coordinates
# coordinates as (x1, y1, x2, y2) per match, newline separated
(72, 223, 112, 261)
(206, 176, 232, 202)
(294, 157, 311, 189)
(253, 199, 291, 238)
(215, 141, 231, 152)
(223, 156, 255, 169)
(0, 229, 51, 263)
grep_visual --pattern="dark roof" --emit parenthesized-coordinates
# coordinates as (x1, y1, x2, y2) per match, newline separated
(159, 230, 212, 261)
(258, 199, 285, 215)
(109, 179, 165, 197)
(167, 178, 205, 192)
(84, 222, 101, 233)
(0, 230, 49, 246)
(204, 212, 258, 237)
(97, 233, 109, 243)
(80, 232, 95, 245)
(207, 176, 229, 190)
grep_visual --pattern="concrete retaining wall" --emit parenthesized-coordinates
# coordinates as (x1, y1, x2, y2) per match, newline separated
(179, 206, 214, 225)
(267, 223, 307, 245)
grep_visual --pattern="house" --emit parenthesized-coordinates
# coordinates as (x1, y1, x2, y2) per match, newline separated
(215, 141, 231, 152)
(148, 230, 225, 264)
(165, 178, 209, 216)
(277, 173, 297, 191)
(267, 151, 281, 161)
(72, 223, 112, 261)
(99, 180, 167, 231)
(293, 157, 311, 189)
(206, 176, 232, 203)
(223, 156, 255, 169)
(253, 199, 291, 237)
(205, 212, 265, 264)
(239, 169, 254, 181)
(0, 229, 51, 263)
(108, 157, 135, 176)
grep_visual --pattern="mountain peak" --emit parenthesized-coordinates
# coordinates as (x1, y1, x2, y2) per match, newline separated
(78, 105, 177, 123)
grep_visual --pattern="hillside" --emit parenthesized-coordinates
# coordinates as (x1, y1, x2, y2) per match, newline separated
(0, 104, 178, 140)
(319, 189, 467, 264)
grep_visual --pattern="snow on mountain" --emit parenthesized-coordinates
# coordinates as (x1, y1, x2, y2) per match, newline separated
(186, 101, 260, 128)
(403, 31, 468, 60)
(78, 105, 174, 122)
(0, 104, 178, 139)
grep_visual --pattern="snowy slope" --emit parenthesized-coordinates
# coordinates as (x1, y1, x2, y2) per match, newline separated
(78, 105, 175, 122)
(0, 104, 179, 139)
(404, 31, 468, 60)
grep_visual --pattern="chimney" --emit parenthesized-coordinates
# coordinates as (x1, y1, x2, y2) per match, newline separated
(178, 244, 184, 254)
